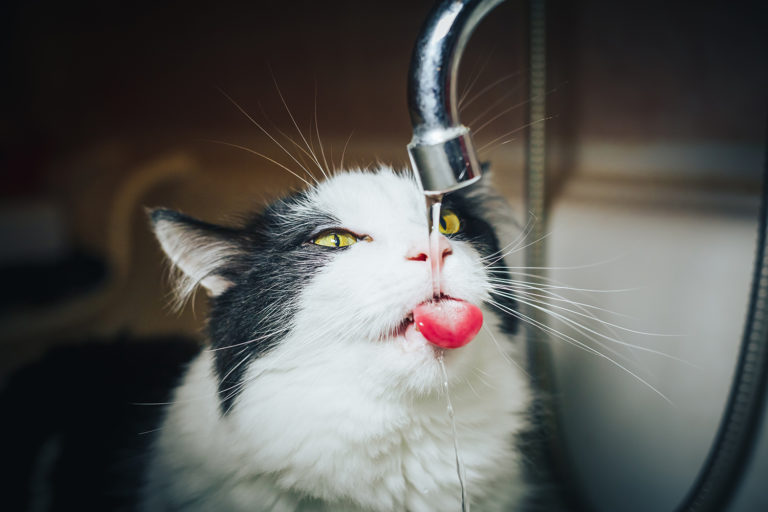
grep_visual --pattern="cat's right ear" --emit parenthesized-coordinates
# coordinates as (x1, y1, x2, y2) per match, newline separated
(148, 208, 242, 304)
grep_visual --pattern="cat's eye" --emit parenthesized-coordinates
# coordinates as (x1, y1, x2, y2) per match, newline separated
(439, 210, 461, 235)
(313, 230, 358, 248)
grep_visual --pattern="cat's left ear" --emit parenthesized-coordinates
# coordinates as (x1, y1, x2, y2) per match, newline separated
(149, 208, 242, 302)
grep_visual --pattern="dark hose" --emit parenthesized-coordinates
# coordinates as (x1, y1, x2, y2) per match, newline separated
(675, 120, 768, 512)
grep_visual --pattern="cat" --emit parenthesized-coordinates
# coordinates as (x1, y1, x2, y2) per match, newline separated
(140, 167, 536, 511)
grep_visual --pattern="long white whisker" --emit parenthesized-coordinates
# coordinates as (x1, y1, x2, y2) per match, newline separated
(478, 138, 517, 154)
(487, 254, 626, 272)
(495, 285, 631, 318)
(466, 89, 520, 128)
(338, 131, 354, 172)
(204, 140, 313, 188)
(486, 298, 673, 404)
(484, 229, 554, 266)
(457, 47, 496, 107)
(269, 72, 326, 176)
(486, 276, 640, 294)
(482, 215, 537, 264)
(496, 291, 690, 365)
(206, 325, 292, 352)
(313, 84, 331, 177)
(460, 71, 522, 111)
(471, 83, 562, 134)
(499, 297, 645, 373)
(482, 324, 530, 377)
(476, 115, 555, 146)
(219, 349, 254, 385)
(255, 104, 328, 178)
(500, 283, 649, 369)
(216, 89, 318, 185)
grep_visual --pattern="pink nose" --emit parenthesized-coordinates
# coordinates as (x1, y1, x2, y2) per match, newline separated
(406, 235, 452, 268)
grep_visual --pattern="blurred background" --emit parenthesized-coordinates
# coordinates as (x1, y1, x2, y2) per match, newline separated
(1, 0, 766, 510)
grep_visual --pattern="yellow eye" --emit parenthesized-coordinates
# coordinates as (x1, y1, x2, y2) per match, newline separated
(439, 210, 461, 235)
(313, 231, 358, 248)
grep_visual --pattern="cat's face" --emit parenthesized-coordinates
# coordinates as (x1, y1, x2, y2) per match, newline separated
(152, 168, 516, 411)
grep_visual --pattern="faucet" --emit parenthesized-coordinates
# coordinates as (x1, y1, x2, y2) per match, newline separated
(407, 0, 506, 196)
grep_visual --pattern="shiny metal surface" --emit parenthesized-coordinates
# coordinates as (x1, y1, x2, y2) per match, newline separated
(407, 0, 506, 195)
(409, 128, 481, 194)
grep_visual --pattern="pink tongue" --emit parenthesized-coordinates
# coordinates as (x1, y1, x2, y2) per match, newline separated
(413, 299, 483, 349)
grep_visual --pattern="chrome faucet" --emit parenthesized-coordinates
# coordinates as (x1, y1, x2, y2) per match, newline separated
(407, 0, 506, 196)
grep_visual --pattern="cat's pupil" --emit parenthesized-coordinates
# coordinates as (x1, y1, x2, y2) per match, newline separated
(440, 216, 447, 231)
(333, 234, 340, 247)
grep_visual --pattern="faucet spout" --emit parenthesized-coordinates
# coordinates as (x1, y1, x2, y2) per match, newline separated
(407, 0, 506, 196)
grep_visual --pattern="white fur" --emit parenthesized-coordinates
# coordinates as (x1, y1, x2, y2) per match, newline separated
(143, 169, 531, 511)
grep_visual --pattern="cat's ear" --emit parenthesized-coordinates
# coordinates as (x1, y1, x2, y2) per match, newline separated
(149, 208, 242, 303)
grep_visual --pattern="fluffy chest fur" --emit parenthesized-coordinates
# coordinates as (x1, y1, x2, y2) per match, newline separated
(144, 168, 531, 511)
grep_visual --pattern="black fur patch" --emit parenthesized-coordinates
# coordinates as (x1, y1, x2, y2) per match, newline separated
(212, 201, 343, 411)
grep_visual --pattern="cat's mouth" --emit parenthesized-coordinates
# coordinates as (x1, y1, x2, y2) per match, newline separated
(389, 296, 484, 351)
(390, 313, 430, 354)
(391, 313, 415, 337)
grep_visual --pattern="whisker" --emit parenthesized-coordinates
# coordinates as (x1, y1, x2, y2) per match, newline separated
(478, 138, 517, 154)
(206, 325, 292, 352)
(267, 71, 327, 177)
(486, 275, 640, 294)
(492, 280, 647, 371)
(497, 293, 636, 368)
(475, 114, 555, 143)
(460, 71, 522, 111)
(487, 254, 627, 272)
(219, 349, 255, 386)
(483, 229, 554, 266)
(457, 47, 495, 107)
(338, 131, 354, 172)
(203, 139, 313, 188)
(216, 89, 318, 185)
(256, 101, 329, 178)
(466, 89, 521, 128)
(470, 83, 562, 134)
(313, 83, 331, 178)
(485, 298, 673, 404)
(480, 214, 537, 265)
(493, 290, 690, 364)
(488, 276, 661, 366)
(482, 324, 530, 377)
(470, 367, 497, 391)
(496, 286, 632, 319)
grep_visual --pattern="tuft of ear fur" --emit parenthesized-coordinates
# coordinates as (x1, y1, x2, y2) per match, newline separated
(148, 208, 242, 308)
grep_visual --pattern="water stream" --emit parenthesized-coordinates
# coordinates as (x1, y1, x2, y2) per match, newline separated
(437, 351, 469, 512)
(427, 197, 443, 298)
(426, 195, 469, 511)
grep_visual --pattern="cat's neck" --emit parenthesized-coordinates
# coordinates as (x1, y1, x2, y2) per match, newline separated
(145, 321, 531, 511)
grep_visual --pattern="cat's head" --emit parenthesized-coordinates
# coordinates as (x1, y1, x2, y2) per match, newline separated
(151, 167, 517, 411)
